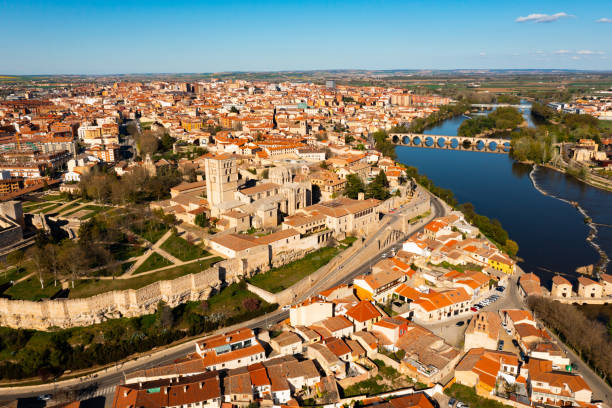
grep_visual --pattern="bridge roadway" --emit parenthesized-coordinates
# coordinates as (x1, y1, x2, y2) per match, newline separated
(470, 103, 531, 110)
(388, 132, 511, 153)
(0, 192, 447, 406)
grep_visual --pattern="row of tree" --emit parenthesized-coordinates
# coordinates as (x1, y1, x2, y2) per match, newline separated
(78, 165, 182, 204)
(403, 102, 471, 134)
(527, 296, 612, 383)
(458, 107, 524, 137)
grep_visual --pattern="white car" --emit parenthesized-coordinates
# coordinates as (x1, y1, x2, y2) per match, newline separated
(281, 305, 290, 311)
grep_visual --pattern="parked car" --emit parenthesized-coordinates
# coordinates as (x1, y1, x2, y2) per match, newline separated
(448, 398, 457, 407)
(496, 286, 506, 292)
(470, 307, 478, 312)
(456, 321, 465, 327)
(282, 305, 290, 311)
(512, 339, 519, 347)
(498, 340, 505, 351)
(38, 395, 52, 401)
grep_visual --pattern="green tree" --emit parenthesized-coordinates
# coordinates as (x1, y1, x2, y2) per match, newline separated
(344, 174, 365, 199)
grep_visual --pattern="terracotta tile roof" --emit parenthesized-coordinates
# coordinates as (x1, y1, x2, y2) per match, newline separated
(346, 300, 383, 323)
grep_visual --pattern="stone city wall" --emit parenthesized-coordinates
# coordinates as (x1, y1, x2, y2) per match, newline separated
(0, 259, 246, 331)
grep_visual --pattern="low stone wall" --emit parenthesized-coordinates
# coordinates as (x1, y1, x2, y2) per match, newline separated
(0, 257, 251, 331)
(247, 239, 365, 306)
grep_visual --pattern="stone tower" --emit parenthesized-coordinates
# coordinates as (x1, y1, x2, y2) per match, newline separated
(204, 153, 238, 208)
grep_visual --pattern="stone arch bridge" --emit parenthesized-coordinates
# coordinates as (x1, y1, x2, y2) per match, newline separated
(388, 133, 511, 154)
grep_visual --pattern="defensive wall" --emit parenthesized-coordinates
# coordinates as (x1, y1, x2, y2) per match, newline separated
(0, 257, 251, 331)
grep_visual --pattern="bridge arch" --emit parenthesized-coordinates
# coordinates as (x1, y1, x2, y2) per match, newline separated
(437, 137, 446, 148)
(392, 135, 400, 144)
(503, 142, 511, 152)
(450, 138, 459, 149)
(476, 140, 485, 151)
(425, 136, 434, 147)
(488, 141, 498, 151)
(412, 136, 421, 146)
(462, 140, 472, 149)
(402, 135, 410, 145)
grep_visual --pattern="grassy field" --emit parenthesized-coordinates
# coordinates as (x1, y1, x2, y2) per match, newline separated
(160, 233, 210, 261)
(57, 202, 81, 215)
(90, 261, 135, 277)
(69, 256, 222, 298)
(0, 267, 29, 287)
(207, 281, 267, 317)
(130, 220, 169, 243)
(4, 276, 61, 301)
(133, 252, 173, 274)
(40, 202, 64, 214)
(109, 243, 146, 261)
(22, 202, 56, 213)
(248, 246, 340, 293)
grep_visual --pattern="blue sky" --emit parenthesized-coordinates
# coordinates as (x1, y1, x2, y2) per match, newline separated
(1, 0, 611, 74)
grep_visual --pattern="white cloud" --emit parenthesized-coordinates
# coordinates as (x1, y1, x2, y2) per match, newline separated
(577, 50, 595, 55)
(479, 52, 486, 56)
(516, 12, 573, 23)
(571, 56, 581, 60)
(554, 49, 570, 54)
(596, 18, 612, 23)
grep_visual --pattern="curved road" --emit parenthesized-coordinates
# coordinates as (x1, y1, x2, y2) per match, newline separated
(1, 193, 446, 404)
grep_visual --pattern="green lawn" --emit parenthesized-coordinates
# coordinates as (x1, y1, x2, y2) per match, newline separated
(133, 252, 173, 275)
(79, 205, 112, 219)
(91, 261, 135, 277)
(40, 202, 64, 214)
(130, 220, 169, 243)
(207, 281, 266, 316)
(22, 202, 56, 212)
(248, 246, 340, 293)
(160, 233, 210, 261)
(69, 256, 222, 298)
(110, 243, 146, 261)
(57, 202, 81, 215)
(0, 267, 29, 287)
(4, 276, 62, 301)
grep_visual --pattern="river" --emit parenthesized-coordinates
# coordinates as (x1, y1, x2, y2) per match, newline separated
(396, 106, 611, 284)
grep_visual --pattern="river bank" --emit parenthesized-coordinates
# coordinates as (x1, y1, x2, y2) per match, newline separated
(528, 164, 609, 277)
(395, 103, 610, 282)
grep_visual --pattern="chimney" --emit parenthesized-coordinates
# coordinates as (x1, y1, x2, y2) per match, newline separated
(200, 382, 203, 389)
(358, 192, 365, 200)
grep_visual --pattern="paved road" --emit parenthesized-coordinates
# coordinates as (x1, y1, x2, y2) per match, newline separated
(422, 271, 612, 404)
(2, 193, 446, 405)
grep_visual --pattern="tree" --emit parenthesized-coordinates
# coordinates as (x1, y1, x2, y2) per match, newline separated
(366, 171, 390, 200)
(59, 241, 87, 288)
(504, 239, 519, 257)
(195, 213, 210, 228)
(27, 246, 49, 289)
(242, 298, 260, 312)
(7, 250, 24, 273)
(344, 174, 365, 199)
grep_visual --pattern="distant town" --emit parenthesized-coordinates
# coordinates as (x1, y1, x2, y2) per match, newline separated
(0, 74, 610, 408)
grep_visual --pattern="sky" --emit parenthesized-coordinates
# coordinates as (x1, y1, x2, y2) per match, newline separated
(1, 0, 611, 74)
